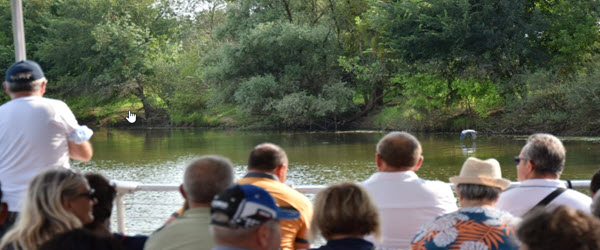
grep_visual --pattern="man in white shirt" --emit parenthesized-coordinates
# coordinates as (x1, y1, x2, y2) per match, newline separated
(362, 132, 457, 250)
(496, 133, 591, 217)
(0, 60, 93, 236)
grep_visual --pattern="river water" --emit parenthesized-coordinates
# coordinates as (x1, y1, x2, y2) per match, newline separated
(73, 128, 600, 234)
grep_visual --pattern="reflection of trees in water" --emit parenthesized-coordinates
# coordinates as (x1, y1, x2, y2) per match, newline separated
(143, 129, 173, 151)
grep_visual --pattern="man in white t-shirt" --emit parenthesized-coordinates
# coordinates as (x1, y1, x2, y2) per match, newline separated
(496, 133, 591, 217)
(362, 132, 457, 250)
(0, 60, 93, 235)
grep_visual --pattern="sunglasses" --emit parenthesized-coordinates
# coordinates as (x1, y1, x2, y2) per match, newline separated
(514, 156, 530, 166)
(74, 188, 95, 200)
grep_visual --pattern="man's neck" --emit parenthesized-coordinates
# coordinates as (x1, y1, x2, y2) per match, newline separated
(246, 170, 280, 181)
(10, 91, 41, 99)
(526, 173, 560, 181)
(378, 165, 414, 172)
(460, 199, 496, 208)
(188, 201, 210, 209)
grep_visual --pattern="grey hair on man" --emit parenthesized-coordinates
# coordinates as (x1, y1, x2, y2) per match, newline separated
(5, 77, 46, 92)
(522, 133, 566, 175)
(376, 132, 422, 168)
(183, 155, 234, 204)
(456, 184, 501, 201)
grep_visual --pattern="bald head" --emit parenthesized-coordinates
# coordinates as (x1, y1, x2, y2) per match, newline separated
(248, 143, 288, 171)
(183, 155, 234, 203)
(376, 132, 422, 168)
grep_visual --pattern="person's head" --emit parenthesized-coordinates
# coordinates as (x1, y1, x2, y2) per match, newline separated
(449, 157, 510, 207)
(39, 229, 125, 250)
(516, 133, 565, 181)
(517, 205, 600, 250)
(247, 143, 289, 182)
(3, 60, 47, 98)
(182, 155, 235, 206)
(310, 182, 380, 241)
(376, 132, 423, 171)
(0, 169, 97, 250)
(83, 173, 116, 234)
(590, 169, 600, 197)
(591, 192, 600, 219)
(210, 184, 299, 250)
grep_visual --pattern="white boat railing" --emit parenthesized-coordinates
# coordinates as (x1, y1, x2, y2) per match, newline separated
(112, 179, 591, 234)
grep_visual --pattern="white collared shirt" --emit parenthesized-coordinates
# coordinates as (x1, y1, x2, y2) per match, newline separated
(362, 171, 458, 250)
(496, 179, 592, 217)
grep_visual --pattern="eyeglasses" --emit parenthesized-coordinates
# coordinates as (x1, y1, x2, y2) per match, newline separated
(514, 156, 528, 166)
(74, 188, 95, 200)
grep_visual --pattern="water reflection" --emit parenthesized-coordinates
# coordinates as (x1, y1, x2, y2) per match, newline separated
(460, 141, 477, 156)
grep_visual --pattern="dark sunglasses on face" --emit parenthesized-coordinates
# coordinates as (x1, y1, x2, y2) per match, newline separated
(514, 156, 530, 166)
(74, 188, 95, 200)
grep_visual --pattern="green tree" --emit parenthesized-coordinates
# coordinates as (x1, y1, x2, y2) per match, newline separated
(37, 0, 182, 123)
(531, 0, 600, 73)
(207, 0, 359, 128)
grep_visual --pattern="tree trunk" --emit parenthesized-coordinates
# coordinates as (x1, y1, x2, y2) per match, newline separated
(134, 85, 155, 125)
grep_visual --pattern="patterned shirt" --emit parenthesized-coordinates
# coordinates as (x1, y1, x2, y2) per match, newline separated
(410, 207, 520, 250)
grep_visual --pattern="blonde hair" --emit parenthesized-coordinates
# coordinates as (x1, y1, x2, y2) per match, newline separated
(0, 169, 89, 250)
(310, 182, 381, 240)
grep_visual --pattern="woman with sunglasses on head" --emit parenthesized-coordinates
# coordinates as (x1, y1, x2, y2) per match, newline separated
(0, 169, 96, 250)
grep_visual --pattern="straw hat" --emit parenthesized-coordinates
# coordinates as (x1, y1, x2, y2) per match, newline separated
(449, 157, 510, 190)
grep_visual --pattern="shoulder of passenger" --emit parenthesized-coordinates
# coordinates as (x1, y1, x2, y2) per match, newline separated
(564, 189, 593, 200)
(423, 179, 453, 189)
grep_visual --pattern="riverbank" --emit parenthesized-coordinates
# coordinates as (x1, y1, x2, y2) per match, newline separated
(75, 101, 596, 136)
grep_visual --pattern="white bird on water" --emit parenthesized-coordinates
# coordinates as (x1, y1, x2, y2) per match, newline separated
(460, 129, 477, 140)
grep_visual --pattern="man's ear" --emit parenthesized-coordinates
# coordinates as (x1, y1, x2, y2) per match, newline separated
(375, 153, 384, 171)
(256, 223, 271, 248)
(39, 80, 47, 95)
(179, 184, 187, 200)
(527, 160, 535, 175)
(413, 156, 424, 171)
(0, 203, 8, 224)
(274, 164, 287, 183)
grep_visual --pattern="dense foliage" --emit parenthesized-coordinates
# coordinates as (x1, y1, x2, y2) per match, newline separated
(0, 0, 599, 134)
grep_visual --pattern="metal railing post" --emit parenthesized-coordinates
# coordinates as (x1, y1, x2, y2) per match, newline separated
(115, 193, 127, 234)
(10, 0, 26, 61)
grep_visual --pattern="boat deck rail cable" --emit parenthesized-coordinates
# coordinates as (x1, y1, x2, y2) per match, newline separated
(112, 180, 591, 234)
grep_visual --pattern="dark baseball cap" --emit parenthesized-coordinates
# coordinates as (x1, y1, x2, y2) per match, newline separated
(210, 184, 299, 229)
(5, 60, 45, 84)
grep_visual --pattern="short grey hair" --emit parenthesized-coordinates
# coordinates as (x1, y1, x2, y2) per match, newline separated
(522, 133, 565, 175)
(183, 155, 234, 203)
(5, 77, 46, 92)
(457, 184, 501, 201)
(376, 132, 422, 168)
